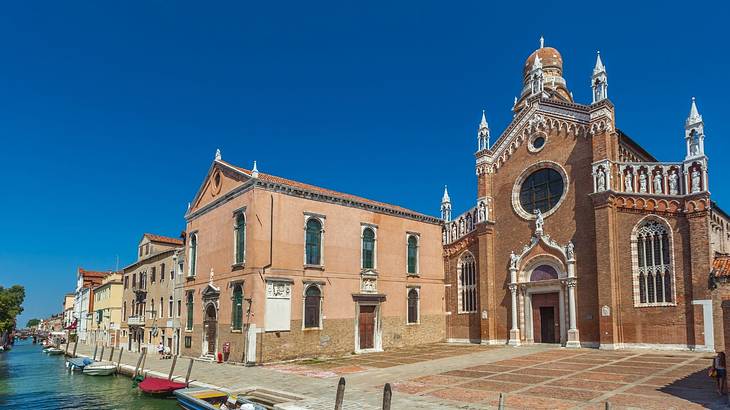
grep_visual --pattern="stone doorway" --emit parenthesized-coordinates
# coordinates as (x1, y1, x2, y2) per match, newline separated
(358, 305, 376, 349)
(203, 304, 217, 355)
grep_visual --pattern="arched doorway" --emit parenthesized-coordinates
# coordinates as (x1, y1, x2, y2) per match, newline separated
(203, 304, 217, 355)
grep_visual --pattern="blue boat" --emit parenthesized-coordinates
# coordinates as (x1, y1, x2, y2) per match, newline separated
(66, 357, 95, 371)
(173, 387, 267, 410)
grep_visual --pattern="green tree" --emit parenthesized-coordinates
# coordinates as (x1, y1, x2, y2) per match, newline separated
(0, 285, 25, 333)
(26, 318, 40, 328)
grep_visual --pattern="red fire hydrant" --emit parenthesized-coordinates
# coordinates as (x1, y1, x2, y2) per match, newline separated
(217, 352, 223, 363)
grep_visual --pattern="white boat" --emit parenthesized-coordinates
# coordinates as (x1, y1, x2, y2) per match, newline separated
(82, 362, 116, 376)
(45, 347, 64, 355)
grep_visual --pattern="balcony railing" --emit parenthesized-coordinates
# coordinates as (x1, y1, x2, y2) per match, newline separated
(126, 315, 145, 326)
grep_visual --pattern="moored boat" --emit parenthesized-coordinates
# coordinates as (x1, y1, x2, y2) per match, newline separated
(138, 376, 187, 396)
(67, 357, 94, 371)
(173, 387, 265, 410)
(45, 347, 64, 355)
(82, 362, 116, 376)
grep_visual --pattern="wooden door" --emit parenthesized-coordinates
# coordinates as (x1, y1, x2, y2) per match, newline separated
(539, 307, 556, 343)
(205, 304, 217, 354)
(358, 305, 376, 349)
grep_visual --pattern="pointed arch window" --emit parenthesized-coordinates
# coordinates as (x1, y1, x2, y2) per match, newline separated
(234, 212, 246, 264)
(362, 227, 376, 269)
(633, 219, 675, 306)
(304, 285, 322, 329)
(231, 284, 243, 331)
(458, 253, 477, 313)
(407, 235, 419, 275)
(305, 218, 323, 266)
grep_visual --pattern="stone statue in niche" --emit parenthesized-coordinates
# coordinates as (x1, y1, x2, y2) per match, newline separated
(466, 213, 472, 231)
(451, 222, 457, 240)
(534, 209, 544, 235)
(639, 172, 647, 193)
(624, 171, 633, 192)
(459, 218, 465, 235)
(669, 171, 679, 195)
(596, 168, 606, 191)
(691, 169, 701, 193)
(442, 228, 447, 244)
(653, 173, 663, 194)
(566, 241, 575, 260)
(509, 251, 519, 270)
(478, 201, 486, 222)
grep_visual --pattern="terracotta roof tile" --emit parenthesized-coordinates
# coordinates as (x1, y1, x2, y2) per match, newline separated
(221, 160, 434, 220)
(143, 233, 184, 246)
(713, 255, 730, 278)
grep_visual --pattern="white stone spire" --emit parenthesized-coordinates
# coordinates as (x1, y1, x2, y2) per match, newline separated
(214, 148, 222, 161)
(591, 51, 608, 103)
(440, 185, 452, 222)
(477, 110, 490, 151)
(539, 35, 544, 49)
(687, 97, 702, 126)
(251, 160, 259, 178)
(685, 97, 705, 159)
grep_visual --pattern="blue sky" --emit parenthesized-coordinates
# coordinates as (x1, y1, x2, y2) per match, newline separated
(1, 1, 727, 325)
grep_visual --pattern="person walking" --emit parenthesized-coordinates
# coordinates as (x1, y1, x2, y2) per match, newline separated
(711, 351, 727, 395)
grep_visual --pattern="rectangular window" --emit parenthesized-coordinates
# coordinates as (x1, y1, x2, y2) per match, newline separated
(184, 336, 192, 348)
(305, 218, 323, 266)
(124, 275, 129, 289)
(169, 297, 173, 318)
(132, 274, 136, 288)
(177, 300, 182, 318)
(161, 263, 165, 282)
(151, 267, 156, 283)
(407, 235, 418, 275)
(234, 212, 246, 264)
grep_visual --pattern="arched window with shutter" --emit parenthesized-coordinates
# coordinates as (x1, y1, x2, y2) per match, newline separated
(362, 227, 375, 269)
(186, 292, 194, 330)
(303, 285, 322, 329)
(305, 218, 322, 265)
(407, 288, 419, 324)
(407, 235, 418, 275)
(231, 284, 243, 330)
(632, 218, 675, 306)
(234, 212, 245, 264)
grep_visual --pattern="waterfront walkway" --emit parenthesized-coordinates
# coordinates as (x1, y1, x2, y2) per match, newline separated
(69, 343, 728, 409)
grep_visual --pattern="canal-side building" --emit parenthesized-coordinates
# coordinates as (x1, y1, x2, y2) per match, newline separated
(442, 39, 725, 351)
(62, 294, 74, 330)
(73, 268, 109, 344)
(181, 153, 445, 363)
(120, 233, 184, 353)
(89, 272, 123, 347)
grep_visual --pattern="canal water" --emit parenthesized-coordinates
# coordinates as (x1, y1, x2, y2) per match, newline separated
(0, 339, 178, 409)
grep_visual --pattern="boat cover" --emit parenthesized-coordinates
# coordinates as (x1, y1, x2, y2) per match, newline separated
(138, 376, 187, 394)
(68, 357, 94, 368)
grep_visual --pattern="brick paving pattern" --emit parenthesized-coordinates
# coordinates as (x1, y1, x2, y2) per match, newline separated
(69, 343, 729, 409)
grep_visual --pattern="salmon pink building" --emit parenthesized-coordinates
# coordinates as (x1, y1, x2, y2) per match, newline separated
(181, 152, 444, 363)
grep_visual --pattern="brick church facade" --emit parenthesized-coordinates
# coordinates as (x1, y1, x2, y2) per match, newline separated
(442, 39, 729, 351)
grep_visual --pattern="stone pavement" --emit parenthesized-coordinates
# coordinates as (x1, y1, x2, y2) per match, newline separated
(68, 343, 729, 409)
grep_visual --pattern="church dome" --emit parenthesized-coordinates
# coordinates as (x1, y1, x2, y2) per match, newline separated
(523, 46, 563, 80)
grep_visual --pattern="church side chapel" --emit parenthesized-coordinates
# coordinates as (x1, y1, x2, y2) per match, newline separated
(442, 38, 728, 351)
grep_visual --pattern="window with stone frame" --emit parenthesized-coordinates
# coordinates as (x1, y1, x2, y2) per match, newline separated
(234, 212, 246, 264)
(633, 219, 675, 306)
(231, 284, 243, 330)
(457, 252, 478, 313)
(407, 235, 419, 275)
(186, 292, 194, 330)
(305, 218, 323, 266)
(303, 285, 322, 329)
(362, 227, 376, 269)
(407, 288, 419, 324)
(189, 233, 198, 276)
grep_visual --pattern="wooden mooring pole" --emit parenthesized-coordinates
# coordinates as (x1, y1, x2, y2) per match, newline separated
(167, 355, 178, 381)
(64, 340, 70, 356)
(133, 348, 145, 377)
(108, 346, 114, 361)
(72, 340, 78, 358)
(381, 383, 392, 410)
(334, 377, 345, 410)
(605, 402, 611, 410)
(99, 345, 105, 362)
(116, 347, 124, 373)
(92, 344, 98, 361)
(184, 358, 194, 386)
(140, 347, 148, 377)
(498, 392, 505, 410)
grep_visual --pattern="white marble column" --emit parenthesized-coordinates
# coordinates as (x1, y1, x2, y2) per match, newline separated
(566, 259, 580, 348)
(508, 267, 521, 346)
